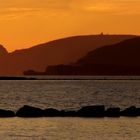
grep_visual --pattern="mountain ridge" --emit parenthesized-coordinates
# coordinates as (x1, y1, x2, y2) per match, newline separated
(0, 34, 137, 75)
(77, 37, 140, 66)
(25, 37, 140, 75)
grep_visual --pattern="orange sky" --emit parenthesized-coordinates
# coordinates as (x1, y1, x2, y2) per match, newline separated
(0, 0, 140, 52)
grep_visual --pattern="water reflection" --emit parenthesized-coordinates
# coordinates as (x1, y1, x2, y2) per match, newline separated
(0, 117, 139, 140)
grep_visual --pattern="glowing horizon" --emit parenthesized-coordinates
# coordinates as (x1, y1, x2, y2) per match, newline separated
(0, 0, 140, 52)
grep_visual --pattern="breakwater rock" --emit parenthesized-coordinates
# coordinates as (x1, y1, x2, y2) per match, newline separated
(16, 105, 44, 117)
(0, 105, 140, 118)
(0, 109, 15, 117)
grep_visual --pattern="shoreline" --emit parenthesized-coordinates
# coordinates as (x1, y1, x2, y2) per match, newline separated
(2, 76, 140, 80)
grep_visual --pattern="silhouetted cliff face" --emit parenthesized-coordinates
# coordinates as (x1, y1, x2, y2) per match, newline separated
(36, 37, 140, 76)
(0, 35, 136, 75)
(77, 37, 140, 66)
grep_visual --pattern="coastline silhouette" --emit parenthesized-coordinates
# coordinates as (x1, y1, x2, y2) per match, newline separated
(0, 34, 136, 75)
(24, 37, 140, 76)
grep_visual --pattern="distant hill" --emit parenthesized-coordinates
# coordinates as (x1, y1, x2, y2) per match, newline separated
(77, 37, 140, 66)
(0, 34, 136, 75)
(28, 37, 140, 76)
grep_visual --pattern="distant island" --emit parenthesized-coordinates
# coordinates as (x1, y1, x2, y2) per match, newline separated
(24, 37, 140, 76)
(0, 34, 136, 75)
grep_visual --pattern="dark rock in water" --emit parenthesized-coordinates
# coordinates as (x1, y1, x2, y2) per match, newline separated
(44, 109, 78, 117)
(77, 105, 105, 117)
(0, 109, 15, 117)
(137, 108, 140, 116)
(16, 105, 44, 117)
(13, 105, 140, 118)
(44, 108, 60, 117)
(121, 106, 139, 117)
(60, 110, 78, 117)
(105, 107, 120, 117)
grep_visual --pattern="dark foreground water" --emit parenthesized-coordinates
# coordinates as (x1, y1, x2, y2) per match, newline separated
(0, 76, 139, 139)
(0, 117, 139, 140)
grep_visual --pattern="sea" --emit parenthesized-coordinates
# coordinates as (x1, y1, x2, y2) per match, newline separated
(0, 76, 139, 140)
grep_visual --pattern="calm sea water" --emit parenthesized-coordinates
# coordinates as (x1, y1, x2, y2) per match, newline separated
(0, 76, 139, 139)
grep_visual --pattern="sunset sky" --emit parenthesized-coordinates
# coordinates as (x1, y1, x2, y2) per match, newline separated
(0, 0, 140, 51)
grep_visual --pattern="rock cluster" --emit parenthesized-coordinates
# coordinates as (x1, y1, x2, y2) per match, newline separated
(0, 105, 139, 118)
